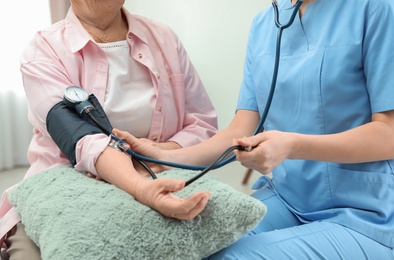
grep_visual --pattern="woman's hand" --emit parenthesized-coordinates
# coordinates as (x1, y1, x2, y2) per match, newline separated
(86, 172, 103, 180)
(133, 177, 210, 220)
(234, 130, 295, 174)
(93, 136, 210, 220)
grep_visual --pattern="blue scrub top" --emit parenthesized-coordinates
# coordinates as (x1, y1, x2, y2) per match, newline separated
(236, 0, 394, 247)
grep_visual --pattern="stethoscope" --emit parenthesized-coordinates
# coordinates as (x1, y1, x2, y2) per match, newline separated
(65, 0, 303, 186)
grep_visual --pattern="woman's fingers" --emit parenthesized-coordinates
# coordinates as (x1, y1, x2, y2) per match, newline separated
(136, 178, 210, 220)
(172, 192, 210, 220)
(86, 172, 103, 181)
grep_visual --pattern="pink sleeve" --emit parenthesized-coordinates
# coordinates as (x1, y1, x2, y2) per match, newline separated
(75, 134, 111, 176)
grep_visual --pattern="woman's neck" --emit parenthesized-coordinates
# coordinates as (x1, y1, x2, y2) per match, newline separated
(73, 2, 128, 43)
(82, 12, 128, 43)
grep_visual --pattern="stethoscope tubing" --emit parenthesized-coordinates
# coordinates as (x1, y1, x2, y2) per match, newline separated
(106, 0, 303, 185)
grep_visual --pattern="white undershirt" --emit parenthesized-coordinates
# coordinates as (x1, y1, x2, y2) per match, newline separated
(98, 40, 155, 138)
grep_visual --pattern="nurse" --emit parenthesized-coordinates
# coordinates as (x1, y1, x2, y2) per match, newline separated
(118, 0, 394, 258)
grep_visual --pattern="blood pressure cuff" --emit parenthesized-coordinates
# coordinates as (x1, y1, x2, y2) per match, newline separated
(46, 94, 113, 165)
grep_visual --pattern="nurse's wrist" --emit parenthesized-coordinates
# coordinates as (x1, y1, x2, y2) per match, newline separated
(287, 132, 302, 160)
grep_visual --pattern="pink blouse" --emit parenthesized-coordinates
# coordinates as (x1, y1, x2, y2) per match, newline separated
(0, 7, 217, 246)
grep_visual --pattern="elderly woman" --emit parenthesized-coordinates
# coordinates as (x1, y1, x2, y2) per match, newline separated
(0, 0, 218, 259)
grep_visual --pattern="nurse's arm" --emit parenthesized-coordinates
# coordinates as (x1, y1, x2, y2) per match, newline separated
(117, 109, 261, 167)
(289, 110, 394, 163)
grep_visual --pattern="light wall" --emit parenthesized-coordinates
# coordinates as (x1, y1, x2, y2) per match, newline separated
(125, 0, 271, 129)
(0, 1, 51, 170)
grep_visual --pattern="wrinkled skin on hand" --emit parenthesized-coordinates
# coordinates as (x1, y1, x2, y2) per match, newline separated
(88, 172, 211, 220)
(133, 177, 210, 220)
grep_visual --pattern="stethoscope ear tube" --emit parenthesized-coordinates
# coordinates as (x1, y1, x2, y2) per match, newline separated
(254, 0, 302, 136)
(272, 0, 303, 29)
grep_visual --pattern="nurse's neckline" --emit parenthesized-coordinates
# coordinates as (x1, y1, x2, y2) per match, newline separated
(291, 0, 314, 18)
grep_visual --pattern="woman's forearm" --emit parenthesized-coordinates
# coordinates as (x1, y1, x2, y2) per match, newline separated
(95, 146, 145, 196)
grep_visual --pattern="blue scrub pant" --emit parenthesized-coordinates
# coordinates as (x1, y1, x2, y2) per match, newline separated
(208, 187, 394, 260)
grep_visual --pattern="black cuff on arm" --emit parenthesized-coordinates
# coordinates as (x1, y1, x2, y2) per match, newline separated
(46, 94, 113, 165)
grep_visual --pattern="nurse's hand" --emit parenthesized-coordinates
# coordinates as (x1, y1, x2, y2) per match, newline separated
(113, 129, 167, 167)
(114, 129, 170, 173)
(132, 138, 181, 174)
(133, 177, 211, 220)
(139, 138, 182, 150)
(234, 130, 294, 174)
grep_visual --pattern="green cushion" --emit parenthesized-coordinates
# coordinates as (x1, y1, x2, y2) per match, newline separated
(8, 165, 266, 259)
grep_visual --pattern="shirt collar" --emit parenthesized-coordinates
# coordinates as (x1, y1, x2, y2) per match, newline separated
(64, 8, 93, 53)
(64, 7, 148, 53)
(124, 8, 149, 45)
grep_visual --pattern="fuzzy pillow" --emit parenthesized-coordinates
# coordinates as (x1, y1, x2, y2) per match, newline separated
(8, 165, 266, 260)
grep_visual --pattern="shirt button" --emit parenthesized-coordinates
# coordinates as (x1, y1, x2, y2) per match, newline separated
(157, 74, 160, 79)
(138, 53, 143, 59)
(152, 136, 158, 141)
(157, 106, 162, 112)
